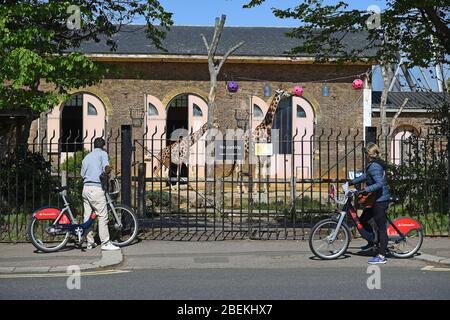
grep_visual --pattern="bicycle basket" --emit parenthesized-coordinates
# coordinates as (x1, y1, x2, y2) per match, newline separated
(109, 178, 121, 198)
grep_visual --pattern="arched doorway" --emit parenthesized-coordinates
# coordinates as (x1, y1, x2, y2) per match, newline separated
(165, 93, 208, 180)
(390, 126, 417, 165)
(271, 96, 315, 179)
(47, 92, 107, 158)
(60, 93, 83, 152)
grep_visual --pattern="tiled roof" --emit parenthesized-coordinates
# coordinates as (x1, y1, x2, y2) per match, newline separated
(75, 25, 377, 58)
(372, 91, 448, 110)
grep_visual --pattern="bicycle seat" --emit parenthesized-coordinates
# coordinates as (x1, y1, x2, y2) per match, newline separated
(54, 186, 69, 193)
(389, 196, 401, 204)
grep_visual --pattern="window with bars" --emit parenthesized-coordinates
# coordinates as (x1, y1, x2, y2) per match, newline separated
(168, 94, 188, 108)
(64, 93, 83, 107)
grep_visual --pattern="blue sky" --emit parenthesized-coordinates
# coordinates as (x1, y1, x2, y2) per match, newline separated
(153, 0, 388, 27)
(136, 0, 447, 92)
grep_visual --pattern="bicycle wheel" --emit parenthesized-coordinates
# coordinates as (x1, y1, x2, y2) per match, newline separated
(389, 228, 423, 259)
(107, 205, 139, 247)
(27, 217, 70, 253)
(309, 218, 350, 260)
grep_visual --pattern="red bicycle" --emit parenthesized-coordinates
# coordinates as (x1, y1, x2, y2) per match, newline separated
(309, 183, 424, 260)
(27, 183, 138, 253)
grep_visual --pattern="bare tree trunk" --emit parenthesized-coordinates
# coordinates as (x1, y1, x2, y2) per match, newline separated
(379, 64, 392, 155)
(201, 14, 244, 207)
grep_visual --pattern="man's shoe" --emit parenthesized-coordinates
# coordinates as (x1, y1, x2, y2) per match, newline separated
(86, 243, 97, 250)
(101, 242, 120, 251)
(368, 255, 387, 265)
(360, 243, 376, 252)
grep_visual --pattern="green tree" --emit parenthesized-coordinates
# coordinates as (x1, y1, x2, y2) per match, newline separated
(244, 0, 449, 146)
(0, 0, 173, 143)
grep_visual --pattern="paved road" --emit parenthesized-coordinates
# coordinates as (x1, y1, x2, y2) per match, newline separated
(1, 239, 449, 300)
(1, 257, 449, 300)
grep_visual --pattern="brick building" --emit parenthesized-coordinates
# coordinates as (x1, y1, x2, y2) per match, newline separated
(29, 25, 440, 179)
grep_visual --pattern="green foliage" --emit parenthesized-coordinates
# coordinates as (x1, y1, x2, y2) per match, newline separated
(59, 149, 89, 175)
(0, 1, 173, 113)
(146, 190, 180, 214)
(0, 150, 58, 213)
(387, 135, 448, 222)
(244, 0, 449, 67)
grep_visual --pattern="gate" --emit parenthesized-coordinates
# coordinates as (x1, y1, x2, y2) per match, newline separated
(0, 126, 448, 242)
(130, 126, 450, 240)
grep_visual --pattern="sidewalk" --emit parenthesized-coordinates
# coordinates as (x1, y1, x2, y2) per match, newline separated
(0, 243, 122, 273)
(121, 237, 450, 270)
(0, 237, 449, 273)
(413, 237, 450, 265)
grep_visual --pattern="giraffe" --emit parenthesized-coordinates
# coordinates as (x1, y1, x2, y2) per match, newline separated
(235, 88, 292, 193)
(152, 122, 213, 190)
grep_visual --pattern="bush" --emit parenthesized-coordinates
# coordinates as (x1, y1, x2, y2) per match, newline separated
(387, 135, 448, 222)
(0, 150, 58, 213)
(146, 190, 180, 214)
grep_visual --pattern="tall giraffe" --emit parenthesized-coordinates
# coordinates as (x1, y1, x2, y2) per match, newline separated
(235, 88, 292, 193)
(153, 122, 213, 189)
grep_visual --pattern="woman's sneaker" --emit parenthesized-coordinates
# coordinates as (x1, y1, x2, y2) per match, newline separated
(368, 254, 387, 264)
(101, 242, 120, 251)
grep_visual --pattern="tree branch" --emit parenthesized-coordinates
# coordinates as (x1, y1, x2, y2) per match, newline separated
(218, 41, 245, 71)
(209, 15, 226, 59)
(200, 33, 210, 52)
(389, 98, 409, 137)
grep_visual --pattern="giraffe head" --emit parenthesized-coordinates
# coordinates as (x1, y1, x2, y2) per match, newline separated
(260, 89, 292, 128)
(274, 88, 291, 100)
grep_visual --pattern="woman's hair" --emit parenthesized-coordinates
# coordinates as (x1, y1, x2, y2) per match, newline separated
(365, 142, 382, 160)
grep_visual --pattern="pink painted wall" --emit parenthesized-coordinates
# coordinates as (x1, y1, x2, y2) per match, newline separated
(46, 93, 106, 161)
(255, 96, 315, 179)
(145, 94, 167, 162)
(83, 94, 106, 150)
(188, 95, 208, 177)
(391, 131, 412, 165)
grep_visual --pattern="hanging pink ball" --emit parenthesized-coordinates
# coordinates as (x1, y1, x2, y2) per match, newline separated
(227, 81, 238, 93)
(352, 79, 364, 90)
(293, 85, 304, 96)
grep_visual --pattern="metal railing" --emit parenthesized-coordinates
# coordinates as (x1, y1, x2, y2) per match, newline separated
(0, 126, 448, 242)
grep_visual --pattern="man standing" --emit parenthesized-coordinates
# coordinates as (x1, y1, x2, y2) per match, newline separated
(81, 138, 119, 251)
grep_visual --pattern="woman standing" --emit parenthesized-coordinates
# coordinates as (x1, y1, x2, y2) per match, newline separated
(350, 142, 391, 264)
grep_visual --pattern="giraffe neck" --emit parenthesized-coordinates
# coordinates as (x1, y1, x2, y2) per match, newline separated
(259, 93, 282, 130)
(189, 122, 210, 146)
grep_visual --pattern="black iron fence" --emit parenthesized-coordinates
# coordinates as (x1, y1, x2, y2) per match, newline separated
(0, 126, 448, 242)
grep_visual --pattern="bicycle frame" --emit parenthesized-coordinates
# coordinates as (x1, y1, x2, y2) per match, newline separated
(31, 188, 122, 243)
(329, 183, 421, 244)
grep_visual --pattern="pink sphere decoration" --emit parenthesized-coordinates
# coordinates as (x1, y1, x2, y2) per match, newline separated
(352, 79, 364, 90)
(293, 85, 304, 96)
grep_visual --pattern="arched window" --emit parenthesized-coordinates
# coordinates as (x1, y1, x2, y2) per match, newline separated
(193, 103, 203, 117)
(169, 94, 188, 108)
(148, 103, 159, 116)
(297, 105, 306, 118)
(87, 102, 98, 115)
(253, 104, 264, 118)
(391, 130, 414, 165)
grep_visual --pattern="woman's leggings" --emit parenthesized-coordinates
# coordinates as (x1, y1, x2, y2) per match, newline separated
(360, 201, 389, 256)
